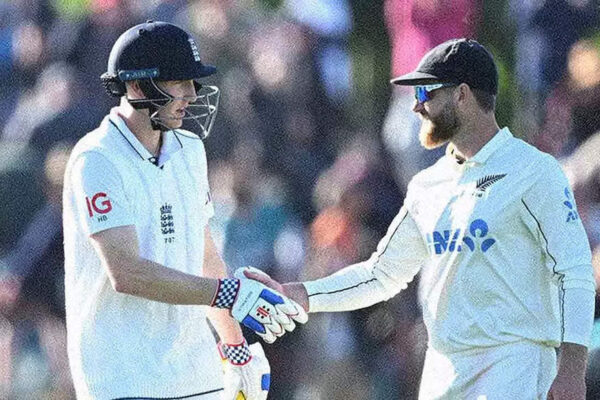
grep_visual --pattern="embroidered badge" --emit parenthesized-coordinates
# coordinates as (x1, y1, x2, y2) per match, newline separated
(160, 203, 175, 243)
(473, 174, 506, 197)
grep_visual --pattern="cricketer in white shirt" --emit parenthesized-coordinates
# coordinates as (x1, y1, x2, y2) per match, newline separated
(63, 110, 224, 399)
(234, 38, 596, 399)
(299, 127, 595, 399)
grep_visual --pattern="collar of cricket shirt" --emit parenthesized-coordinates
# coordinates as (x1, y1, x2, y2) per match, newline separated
(157, 129, 185, 166)
(468, 127, 513, 165)
(445, 127, 513, 168)
(108, 109, 183, 167)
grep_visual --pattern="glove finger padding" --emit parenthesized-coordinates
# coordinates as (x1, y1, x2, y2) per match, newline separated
(271, 310, 293, 329)
(234, 267, 309, 334)
(230, 278, 287, 342)
(255, 330, 276, 344)
(276, 299, 308, 325)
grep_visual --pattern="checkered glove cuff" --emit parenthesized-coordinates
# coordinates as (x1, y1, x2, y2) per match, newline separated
(212, 278, 241, 309)
(219, 340, 253, 366)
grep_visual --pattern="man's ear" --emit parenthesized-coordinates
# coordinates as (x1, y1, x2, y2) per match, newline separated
(125, 80, 144, 99)
(456, 83, 469, 104)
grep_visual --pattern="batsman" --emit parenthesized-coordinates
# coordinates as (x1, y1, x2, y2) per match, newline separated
(243, 39, 595, 400)
(63, 21, 306, 399)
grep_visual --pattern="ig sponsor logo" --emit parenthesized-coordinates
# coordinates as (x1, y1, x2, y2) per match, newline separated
(85, 192, 112, 221)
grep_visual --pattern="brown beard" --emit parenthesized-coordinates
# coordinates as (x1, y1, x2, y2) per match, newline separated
(419, 102, 460, 149)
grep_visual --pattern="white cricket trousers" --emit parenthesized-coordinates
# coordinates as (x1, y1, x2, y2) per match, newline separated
(418, 341, 557, 400)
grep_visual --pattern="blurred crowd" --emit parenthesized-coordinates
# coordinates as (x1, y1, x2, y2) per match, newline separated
(0, 0, 599, 399)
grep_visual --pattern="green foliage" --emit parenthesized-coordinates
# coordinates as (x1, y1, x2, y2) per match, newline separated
(51, 0, 91, 22)
(348, 0, 391, 130)
(257, 0, 284, 11)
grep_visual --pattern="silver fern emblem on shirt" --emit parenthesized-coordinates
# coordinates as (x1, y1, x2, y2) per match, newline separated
(474, 174, 506, 197)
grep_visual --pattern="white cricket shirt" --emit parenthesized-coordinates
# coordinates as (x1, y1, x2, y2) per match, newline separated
(63, 109, 222, 399)
(305, 128, 595, 353)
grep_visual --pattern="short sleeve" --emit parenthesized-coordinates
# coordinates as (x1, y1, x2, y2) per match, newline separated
(67, 152, 135, 235)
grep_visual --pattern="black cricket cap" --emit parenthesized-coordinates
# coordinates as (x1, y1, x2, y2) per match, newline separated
(391, 38, 498, 95)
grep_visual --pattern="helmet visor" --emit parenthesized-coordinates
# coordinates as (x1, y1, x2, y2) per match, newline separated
(135, 81, 220, 138)
(177, 84, 220, 139)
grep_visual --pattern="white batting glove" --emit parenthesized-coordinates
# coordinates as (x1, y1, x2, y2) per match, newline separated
(211, 275, 301, 343)
(219, 341, 270, 400)
(235, 267, 308, 337)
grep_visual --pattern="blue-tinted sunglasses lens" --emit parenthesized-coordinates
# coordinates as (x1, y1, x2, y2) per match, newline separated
(414, 84, 452, 103)
(415, 86, 429, 103)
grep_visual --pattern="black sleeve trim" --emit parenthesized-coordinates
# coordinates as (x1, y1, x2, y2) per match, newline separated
(308, 208, 409, 298)
(113, 388, 224, 400)
(378, 208, 408, 257)
(521, 198, 564, 341)
(308, 278, 378, 297)
(520, 199, 558, 271)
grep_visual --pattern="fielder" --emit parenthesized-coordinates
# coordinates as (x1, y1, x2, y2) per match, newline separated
(62, 21, 306, 399)
(244, 39, 595, 399)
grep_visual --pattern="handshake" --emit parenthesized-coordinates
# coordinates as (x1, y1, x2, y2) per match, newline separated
(212, 267, 308, 343)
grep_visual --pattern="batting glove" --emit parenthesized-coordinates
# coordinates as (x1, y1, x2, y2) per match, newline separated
(219, 340, 270, 400)
(211, 275, 302, 343)
(235, 267, 308, 335)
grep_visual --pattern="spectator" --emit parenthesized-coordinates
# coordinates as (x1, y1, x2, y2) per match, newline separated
(535, 39, 600, 157)
(0, 143, 74, 399)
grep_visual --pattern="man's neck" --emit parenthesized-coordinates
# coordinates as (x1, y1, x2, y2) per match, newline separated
(117, 101, 162, 156)
(450, 114, 500, 161)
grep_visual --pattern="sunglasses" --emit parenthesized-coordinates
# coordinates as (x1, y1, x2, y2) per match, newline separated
(414, 83, 456, 104)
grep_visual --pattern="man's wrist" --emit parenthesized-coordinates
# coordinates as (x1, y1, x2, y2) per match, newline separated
(282, 282, 309, 312)
(557, 342, 588, 377)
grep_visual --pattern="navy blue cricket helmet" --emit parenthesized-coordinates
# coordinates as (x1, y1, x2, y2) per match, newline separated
(101, 21, 220, 137)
